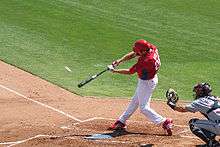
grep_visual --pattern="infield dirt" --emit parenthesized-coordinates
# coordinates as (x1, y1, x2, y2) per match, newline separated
(0, 61, 215, 146)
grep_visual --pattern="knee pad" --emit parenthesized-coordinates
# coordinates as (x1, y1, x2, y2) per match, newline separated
(201, 129, 216, 140)
(189, 118, 199, 125)
(188, 119, 216, 140)
(188, 119, 216, 143)
(190, 127, 209, 143)
(189, 118, 199, 131)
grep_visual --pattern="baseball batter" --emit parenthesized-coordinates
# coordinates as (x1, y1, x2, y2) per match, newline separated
(108, 39, 173, 135)
(167, 83, 220, 146)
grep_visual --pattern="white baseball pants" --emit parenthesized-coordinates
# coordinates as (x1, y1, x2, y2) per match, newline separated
(119, 75, 166, 124)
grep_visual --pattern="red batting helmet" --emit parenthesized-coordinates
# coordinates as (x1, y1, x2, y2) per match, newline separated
(133, 39, 151, 53)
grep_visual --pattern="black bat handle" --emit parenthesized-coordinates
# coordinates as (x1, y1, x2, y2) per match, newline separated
(77, 78, 94, 88)
(78, 68, 109, 88)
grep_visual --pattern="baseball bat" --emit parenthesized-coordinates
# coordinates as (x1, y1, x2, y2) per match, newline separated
(78, 68, 109, 88)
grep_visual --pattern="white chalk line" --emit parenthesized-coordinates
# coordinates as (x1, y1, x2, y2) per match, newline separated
(0, 133, 196, 147)
(0, 132, 196, 147)
(72, 117, 188, 128)
(0, 84, 194, 146)
(0, 84, 189, 128)
(0, 134, 134, 147)
(71, 117, 191, 137)
(0, 135, 53, 147)
(1, 134, 79, 147)
(0, 84, 82, 122)
(179, 135, 197, 139)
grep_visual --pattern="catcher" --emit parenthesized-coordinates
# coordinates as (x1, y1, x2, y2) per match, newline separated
(166, 82, 220, 147)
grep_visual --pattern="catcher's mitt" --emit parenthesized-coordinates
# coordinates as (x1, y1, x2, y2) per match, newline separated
(166, 88, 179, 110)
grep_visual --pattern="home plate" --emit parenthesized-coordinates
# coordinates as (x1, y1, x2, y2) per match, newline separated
(84, 134, 112, 140)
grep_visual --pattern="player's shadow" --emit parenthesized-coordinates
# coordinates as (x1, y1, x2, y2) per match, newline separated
(103, 129, 128, 137)
(100, 129, 167, 138)
(64, 129, 167, 138)
(62, 129, 165, 145)
(140, 144, 154, 147)
(84, 129, 154, 146)
(195, 145, 207, 147)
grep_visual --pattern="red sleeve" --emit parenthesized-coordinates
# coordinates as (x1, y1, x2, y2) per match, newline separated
(129, 63, 137, 74)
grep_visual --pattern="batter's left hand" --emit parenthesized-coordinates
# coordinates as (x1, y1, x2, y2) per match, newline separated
(107, 65, 115, 71)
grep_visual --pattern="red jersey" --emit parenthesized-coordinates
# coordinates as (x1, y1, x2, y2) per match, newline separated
(129, 45, 161, 80)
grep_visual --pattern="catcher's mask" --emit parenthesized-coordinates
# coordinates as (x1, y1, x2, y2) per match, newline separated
(133, 39, 151, 55)
(193, 82, 212, 99)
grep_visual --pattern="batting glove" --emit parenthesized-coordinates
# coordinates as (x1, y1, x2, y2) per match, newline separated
(107, 65, 115, 71)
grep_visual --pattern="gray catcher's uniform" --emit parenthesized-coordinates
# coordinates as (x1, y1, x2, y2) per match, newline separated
(186, 96, 220, 135)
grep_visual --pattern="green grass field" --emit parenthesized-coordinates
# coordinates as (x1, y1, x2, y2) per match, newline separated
(0, 0, 219, 100)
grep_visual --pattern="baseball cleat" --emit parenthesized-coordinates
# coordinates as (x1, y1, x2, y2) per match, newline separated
(108, 120, 126, 131)
(162, 118, 173, 136)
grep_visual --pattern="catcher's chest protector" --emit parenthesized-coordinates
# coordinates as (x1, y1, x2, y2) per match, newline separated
(189, 96, 220, 122)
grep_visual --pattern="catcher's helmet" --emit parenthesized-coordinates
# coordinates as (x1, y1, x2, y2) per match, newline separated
(193, 82, 212, 99)
(133, 39, 151, 54)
